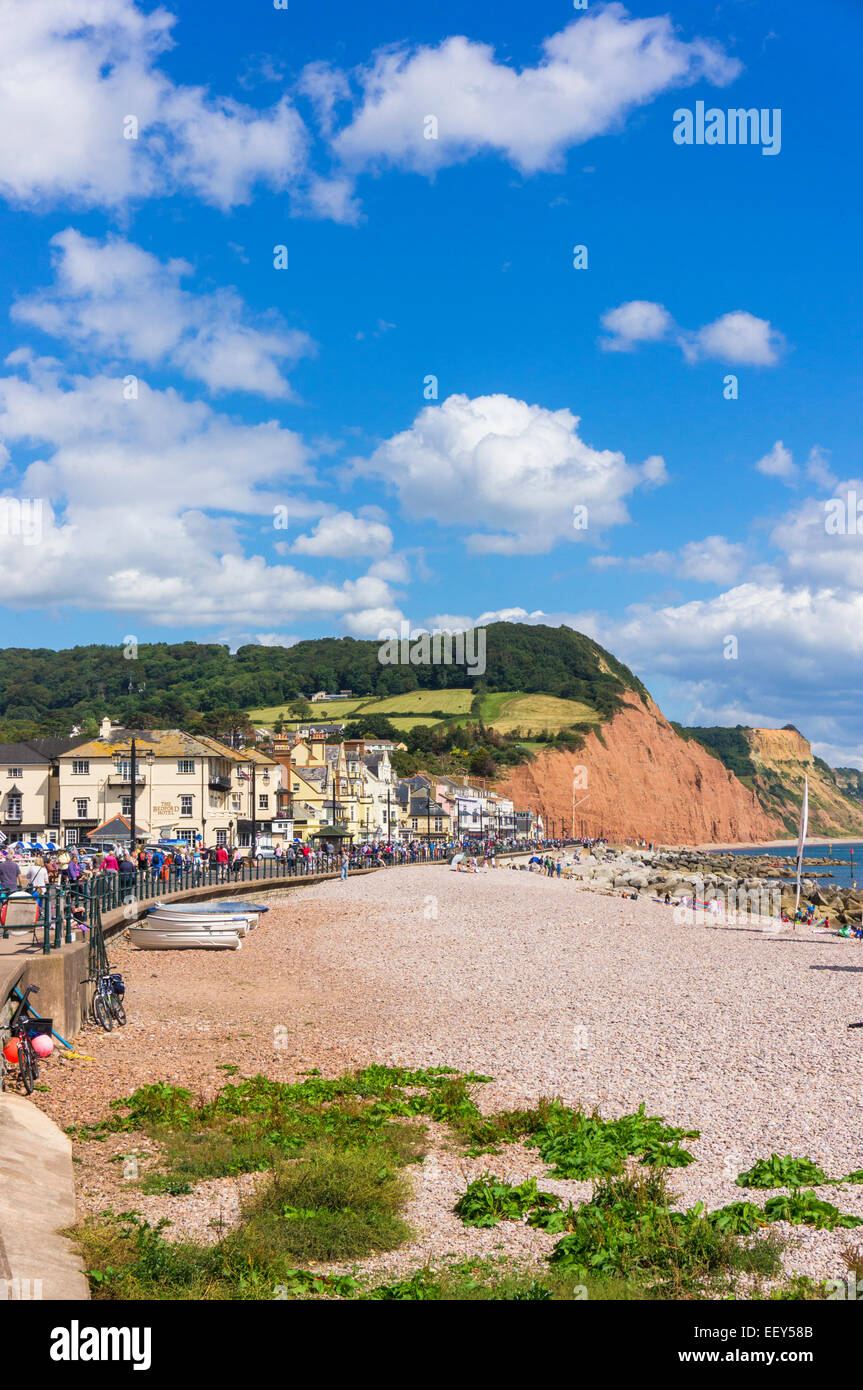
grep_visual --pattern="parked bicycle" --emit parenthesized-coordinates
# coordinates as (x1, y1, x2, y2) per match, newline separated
(83, 969, 127, 1031)
(5, 984, 45, 1095)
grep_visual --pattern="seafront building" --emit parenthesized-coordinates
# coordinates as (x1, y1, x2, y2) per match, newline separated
(0, 716, 536, 850)
(0, 736, 89, 842)
(53, 719, 279, 848)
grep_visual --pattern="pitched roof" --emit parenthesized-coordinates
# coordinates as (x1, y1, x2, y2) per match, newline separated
(60, 728, 211, 759)
(0, 743, 51, 765)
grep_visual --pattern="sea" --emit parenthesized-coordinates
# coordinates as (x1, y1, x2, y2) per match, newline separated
(726, 843, 863, 891)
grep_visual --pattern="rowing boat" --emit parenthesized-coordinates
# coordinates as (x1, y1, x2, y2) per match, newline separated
(129, 925, 243, 951)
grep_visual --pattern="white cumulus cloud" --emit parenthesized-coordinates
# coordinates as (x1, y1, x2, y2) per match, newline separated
(600, 302, 786, 366)
(13, 230, 314, 399)
(354, 392, 667, 554)
(292, 511, 394, 558)
(0, 0, 318, 212)
(334, 5, 740, 175)
(755, 440, 795, 480)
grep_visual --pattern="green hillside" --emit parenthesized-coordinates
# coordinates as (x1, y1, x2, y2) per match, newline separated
(0, 623, 648, 739)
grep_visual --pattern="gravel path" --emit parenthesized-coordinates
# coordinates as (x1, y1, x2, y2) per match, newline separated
(35, 865, 863, 1288)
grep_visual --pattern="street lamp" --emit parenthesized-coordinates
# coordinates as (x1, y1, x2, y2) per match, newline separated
(129, 736, 137, 851)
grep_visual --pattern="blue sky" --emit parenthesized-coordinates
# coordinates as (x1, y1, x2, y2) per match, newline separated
(1, 0, 863, 761)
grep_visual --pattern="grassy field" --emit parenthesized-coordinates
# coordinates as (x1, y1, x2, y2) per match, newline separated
(248, 689, 473, 729)
(481, 693, 600, 735)
(248, 688, 599, 737)
(248, 699, 365, 723)
(367, 689, 474, 715)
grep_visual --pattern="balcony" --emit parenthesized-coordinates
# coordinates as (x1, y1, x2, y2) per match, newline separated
(107, 772, 146, 786)
(3, 813, 23, 824)
(208, 775, 232, 792)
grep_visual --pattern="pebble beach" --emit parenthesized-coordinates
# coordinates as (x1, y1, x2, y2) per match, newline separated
(38, 862, 863, 1288)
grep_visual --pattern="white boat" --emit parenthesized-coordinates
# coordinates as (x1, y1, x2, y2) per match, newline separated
(129, 925, 242, 951)
(168, 900, 270, 914)
(147, 907, 258, 933)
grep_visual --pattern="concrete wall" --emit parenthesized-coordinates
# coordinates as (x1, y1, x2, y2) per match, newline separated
(1, 946, 89, 1045)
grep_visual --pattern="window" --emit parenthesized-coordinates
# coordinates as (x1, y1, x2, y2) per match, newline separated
(177, 759, 195, 775)
(121, 796, 132, 815)
(72, 760, 89, 775)
(258, 794, 269, 810)
(76, 798, 88, 819)
(239, 831, 251, 847)
(65, 828, 79, 846)
(51, 801, 60, 826)
(215, 829, 228, 847)
(180, 795, 193, 817)
(7, 795, 22, 820)
(176, 829, 194, 844)
(7, 767, 22, 779)
(292, 782, 300, 792)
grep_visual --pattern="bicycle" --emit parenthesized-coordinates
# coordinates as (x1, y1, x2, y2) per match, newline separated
(83, 969, 127, 1030)
(6, 984, 44, 1095)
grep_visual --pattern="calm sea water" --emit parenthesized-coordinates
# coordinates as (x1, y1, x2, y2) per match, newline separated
(727, 843, 863, 890)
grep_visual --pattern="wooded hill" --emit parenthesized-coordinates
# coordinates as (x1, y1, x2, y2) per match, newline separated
(0, 624, 647, 739)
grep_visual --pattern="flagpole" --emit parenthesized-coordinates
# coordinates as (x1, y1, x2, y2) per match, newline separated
(793, 775, 809, 922)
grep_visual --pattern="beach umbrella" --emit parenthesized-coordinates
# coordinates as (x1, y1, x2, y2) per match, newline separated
(794, 775, 809, 917)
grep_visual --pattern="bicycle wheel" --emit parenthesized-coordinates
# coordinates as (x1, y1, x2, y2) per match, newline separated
(93, 990, 113, 1032)
(17, 1036, 35, 1094)
(109, 992, 126, 1026)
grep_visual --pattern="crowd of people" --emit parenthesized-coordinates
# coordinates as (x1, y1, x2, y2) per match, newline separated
(0, 833, 574, 929)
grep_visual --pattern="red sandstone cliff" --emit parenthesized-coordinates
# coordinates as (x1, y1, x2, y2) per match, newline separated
(494, 696, 783, 844)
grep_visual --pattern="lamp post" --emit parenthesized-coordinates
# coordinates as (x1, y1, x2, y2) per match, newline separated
(251, 760, 256, 856)
(129, 736, 137, 852)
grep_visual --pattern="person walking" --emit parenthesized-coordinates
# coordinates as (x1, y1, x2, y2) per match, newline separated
(340, 849, 349, 881)
(0, 851, 21, 893)
(216, 841, 229, 881)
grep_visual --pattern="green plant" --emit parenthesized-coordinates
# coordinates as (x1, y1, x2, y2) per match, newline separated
(736, 1154, 830, 1189)
(526, 1102, 698, 1180)
(762, 1191, 863, 1231)
(547, 1169, 780, 1297)
(708, 1202, 768, 1235)
(453, 1175, 561, 1228)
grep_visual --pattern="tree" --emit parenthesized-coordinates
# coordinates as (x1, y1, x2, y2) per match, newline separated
(342, 715, 401, 742)
(469, 747, 497, 778)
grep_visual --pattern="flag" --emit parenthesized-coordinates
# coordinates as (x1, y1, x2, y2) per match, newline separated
(794, 775, 808, 915)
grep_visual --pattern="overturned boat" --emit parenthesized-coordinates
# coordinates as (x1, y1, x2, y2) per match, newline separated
(129, 924, 243, 951)
(147, 906, 259, 935)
